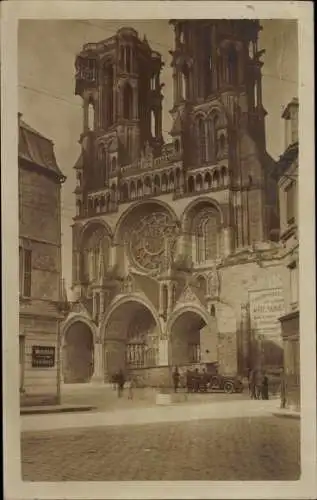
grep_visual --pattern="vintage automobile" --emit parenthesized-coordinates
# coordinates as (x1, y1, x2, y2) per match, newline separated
(185, 370, 244, 394)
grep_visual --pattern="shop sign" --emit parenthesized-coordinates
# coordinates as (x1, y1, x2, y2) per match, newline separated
(249, 288, 285, 333)
(32, 345, 55, 368)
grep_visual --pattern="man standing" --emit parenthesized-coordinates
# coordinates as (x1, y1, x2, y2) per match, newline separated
(172, 366, 180, 393)
(280, 368, 287, 409)
(261, 373, 269, 400)
(117, 369, 125, 398)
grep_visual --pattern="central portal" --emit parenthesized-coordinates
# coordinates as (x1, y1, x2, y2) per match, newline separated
(170, 310, 210, 367)
(103, 299, 160, 380)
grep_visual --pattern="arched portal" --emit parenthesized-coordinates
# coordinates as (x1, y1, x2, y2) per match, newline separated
(63, 321, 94, 383)
(169, 309, 213, 367)
(102, 298, 161, 379)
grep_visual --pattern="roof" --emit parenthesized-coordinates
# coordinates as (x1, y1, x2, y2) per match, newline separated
(170, 112, 182, 136)
(19, 117, 65, 180)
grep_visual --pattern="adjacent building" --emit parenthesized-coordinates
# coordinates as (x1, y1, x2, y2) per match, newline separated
(277, 98, 300, 411)
(63, 21, 289, 387)
(19, 114, 66, 406)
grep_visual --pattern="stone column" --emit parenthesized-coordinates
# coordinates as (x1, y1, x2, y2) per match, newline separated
(158, 338, 169, 366)
(133, 84, 138, 119)
(109, 244, 116, 268)
(92, 292, 97, 320)
(173, 70, 178, 104)
(222, 227, 232, 257)
(99, 290, 105, 316)
(159, 283, 164, 316)
(176, 233, 184, 257)
(123, 242, 130, 276)
(92, 340, 104, 383)
(83, 99, 88, 132)
(167, 282, 173, 315)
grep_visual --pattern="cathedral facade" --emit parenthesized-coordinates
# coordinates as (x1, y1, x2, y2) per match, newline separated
(62, 21, 288, 386)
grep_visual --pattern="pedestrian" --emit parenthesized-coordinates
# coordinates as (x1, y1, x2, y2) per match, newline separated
(194, 368, 200, 393)
(254, 370, 262, 400)
(201, 368, 208, 392)
(186, 369, 192, 393)
(172, 366, 180, 393)
(249, 369, 256, 400)
(127, 375, 135, 400)
(117, 369, 125, 398)
(280, 368, 287, 409)
(111, 373, 117, 391)
(261, 373, 269, 400)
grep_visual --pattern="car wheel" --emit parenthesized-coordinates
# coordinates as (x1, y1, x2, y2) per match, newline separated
(224, 381, 234, 394)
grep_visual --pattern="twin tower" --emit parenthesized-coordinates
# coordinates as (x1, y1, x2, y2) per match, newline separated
(73, 20, 279, 247)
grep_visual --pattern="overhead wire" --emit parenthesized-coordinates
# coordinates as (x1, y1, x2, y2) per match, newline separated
(19, 21, 296, 221)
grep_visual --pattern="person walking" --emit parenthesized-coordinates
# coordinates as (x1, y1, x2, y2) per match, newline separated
(261, 373, 269, 400)
(280, 368, 287, 409)
(249, 369, 256, 400)
(254, 370, 262, 400)
(117, 369, 125, 398)
(172, 366, 180, 393)
(127, 374, 135, 400)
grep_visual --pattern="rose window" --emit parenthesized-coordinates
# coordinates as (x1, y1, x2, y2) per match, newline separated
(128, 212, 178, 272)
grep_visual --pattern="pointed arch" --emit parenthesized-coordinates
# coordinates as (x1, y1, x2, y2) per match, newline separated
(221, 166, 228, 186)
(162, 173, 168, 192)
(106, 193, 111, 212)
(144, 176, 152, 196)
(123, 82, 133, 119)
(204, 171, 212, 190)
(154, 174, 161, 193)
(121, 183, 129, 202)
(228, 44, 239, 85)
(196, 115, 206, 164)
(213, 169, 220, 188)
(80, 221, 111, 283)
(196, 173, 203, 192)
(130, 180, 136, 200)
(137, 178, 143, 197)
(188, 175, 195, 193)
(169, 171, 175, 190)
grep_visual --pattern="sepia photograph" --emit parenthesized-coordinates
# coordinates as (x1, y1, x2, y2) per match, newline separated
(1, 2, 316, 499)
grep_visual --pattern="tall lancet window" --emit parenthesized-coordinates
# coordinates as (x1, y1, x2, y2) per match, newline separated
(88, 102, 94, 130)
(228, 44, 238, 86)
(180, 63, 189, 101)
(126, 46, 132, 73)
(123, 83, 133, 119)
(197, 117, 206, 164)
(195, 209, 219, 263)
(82, 227, 110, 283)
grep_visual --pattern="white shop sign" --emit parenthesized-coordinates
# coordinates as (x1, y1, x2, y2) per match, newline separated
(249, 288, 285, 333)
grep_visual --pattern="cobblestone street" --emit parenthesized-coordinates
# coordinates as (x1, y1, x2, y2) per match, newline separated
(21, 416, 300, 481)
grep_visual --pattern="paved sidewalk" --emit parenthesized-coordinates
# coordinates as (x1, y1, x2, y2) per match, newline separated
(21, 398, 280, 433)
(20, 404, 95, 415)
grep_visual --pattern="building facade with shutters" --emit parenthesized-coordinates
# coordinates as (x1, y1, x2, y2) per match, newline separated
(63, 21, 289, 387)
(277, 98, 300, 411)
(19, 114, 66, 406)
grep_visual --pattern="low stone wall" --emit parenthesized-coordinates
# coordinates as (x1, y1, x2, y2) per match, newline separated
(20, 393, 59, 407)
(130, 365, 172, 388)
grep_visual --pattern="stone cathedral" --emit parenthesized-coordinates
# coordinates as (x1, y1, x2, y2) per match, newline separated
(62, 20, 288, 386)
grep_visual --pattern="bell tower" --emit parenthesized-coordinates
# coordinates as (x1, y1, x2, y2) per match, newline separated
(74, 28, 164, 199)
(169, 19, 278, 246)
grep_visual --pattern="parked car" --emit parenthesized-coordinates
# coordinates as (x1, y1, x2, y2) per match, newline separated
(185, 370, 243, 394)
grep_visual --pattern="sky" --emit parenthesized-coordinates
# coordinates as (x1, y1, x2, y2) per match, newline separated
(18, 19, 298, 291)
